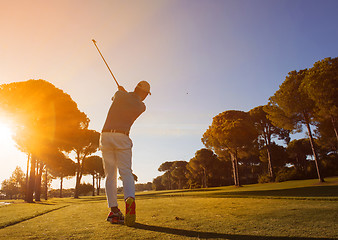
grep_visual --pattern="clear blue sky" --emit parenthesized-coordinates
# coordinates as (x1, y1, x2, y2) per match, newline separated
(0, 0, 338, 187)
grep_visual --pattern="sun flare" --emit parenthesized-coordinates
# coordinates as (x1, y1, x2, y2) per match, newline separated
(0, 121, 13, 144)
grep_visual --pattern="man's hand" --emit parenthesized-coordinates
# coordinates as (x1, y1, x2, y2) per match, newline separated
(118, 86, 127, 92)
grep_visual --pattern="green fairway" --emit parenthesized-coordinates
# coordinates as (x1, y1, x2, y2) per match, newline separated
(0, 178, 337, 239)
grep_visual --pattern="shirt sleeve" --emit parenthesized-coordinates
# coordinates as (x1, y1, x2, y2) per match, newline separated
(111, 90, 124, 101)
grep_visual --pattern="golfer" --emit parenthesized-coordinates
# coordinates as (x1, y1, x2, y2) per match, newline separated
(100, 81, 150, 226)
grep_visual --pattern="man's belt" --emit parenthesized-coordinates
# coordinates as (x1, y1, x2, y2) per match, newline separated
(102, 129, 129, 136)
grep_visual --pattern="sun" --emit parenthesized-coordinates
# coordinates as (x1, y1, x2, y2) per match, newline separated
(0, 121, 13, 144)
(0, 120, 28, 186)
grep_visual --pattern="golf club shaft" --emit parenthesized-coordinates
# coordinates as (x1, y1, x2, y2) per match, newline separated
(92, 39, 120, 87)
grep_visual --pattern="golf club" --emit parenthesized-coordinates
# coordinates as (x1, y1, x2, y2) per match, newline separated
(92, 39, 120, 87)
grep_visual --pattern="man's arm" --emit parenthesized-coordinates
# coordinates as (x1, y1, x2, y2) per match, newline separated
(111, 86, 127, 100)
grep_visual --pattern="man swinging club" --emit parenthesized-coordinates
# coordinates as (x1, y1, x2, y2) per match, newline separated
(93, 39, 151, 226)
(100, 81, 150, 226)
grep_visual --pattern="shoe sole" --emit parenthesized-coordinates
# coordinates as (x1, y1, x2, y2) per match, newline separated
(107, 218, 124, 224)
(125, 198, 136, 227)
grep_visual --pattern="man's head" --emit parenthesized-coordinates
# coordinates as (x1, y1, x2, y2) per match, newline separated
(134, 81, 151, 101)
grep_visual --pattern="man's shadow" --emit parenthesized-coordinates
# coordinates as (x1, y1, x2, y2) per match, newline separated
(132, 223, 333, 240)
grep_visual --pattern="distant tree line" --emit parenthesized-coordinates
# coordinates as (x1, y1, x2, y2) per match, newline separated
(0, 158, 105, 200)
(153, 57, 338, 190)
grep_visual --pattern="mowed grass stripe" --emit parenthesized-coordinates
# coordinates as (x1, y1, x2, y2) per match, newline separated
(135, 177, 338, 201)
(0, 203, 69, 229)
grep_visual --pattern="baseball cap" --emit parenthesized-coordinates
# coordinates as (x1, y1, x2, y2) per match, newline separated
(136, 81, 151, 95)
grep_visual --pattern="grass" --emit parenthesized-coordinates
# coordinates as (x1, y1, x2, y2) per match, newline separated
(137, 177, 338, 200)
(0, 200, 67, 229)
(0, 177, 337, 239)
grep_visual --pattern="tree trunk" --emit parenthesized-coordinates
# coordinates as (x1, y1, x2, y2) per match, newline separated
(203, 168, 207, 188)
(44, 168, 48, 200)
(74, 151, 89, 198)
(74, 155, 82, 198)
(97, 177, 101, 195)
(169, 173, 172, 190)
(92, 174, 95, 196)
(74, 171, 80, 198)
(35, 162, 43, 201)
(234, 152, 241, 187)
(305, 121, 324, 182)
(295, 156, 300, 171)
(26, 155, 36, 203)
(60, 177, 63, 198)
(25, 154, 30, 201)
(266, 145, 275, 181)
(330, 114, 338, 150)
(264, 132, 275, 181)
(230, 152, 239, 186)
(96, 175, 99, 195)
(231, 154, 237, 186)
(96, 176, 99, 195)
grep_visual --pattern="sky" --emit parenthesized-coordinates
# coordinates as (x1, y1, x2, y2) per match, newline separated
(0, 0, 338, 189)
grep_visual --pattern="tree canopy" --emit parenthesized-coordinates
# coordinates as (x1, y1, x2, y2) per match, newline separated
(249, 105, 289, 180)
(84, 155, 104, 196)
(266, 70, 324, 182)
(302, 57, 338, 147)
(0, 79, 89, 154)
(302, 57, 338, 119)
(0, 79, 90, 201)
(202, 110, 258, 186)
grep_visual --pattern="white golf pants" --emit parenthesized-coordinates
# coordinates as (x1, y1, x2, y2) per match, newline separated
(100, 132, 135, 208)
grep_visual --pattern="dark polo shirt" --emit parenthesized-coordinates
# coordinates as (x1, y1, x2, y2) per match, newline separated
(102, 91, 146, 134)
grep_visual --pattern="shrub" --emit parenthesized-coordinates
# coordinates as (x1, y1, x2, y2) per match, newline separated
(258, 174, 273, 183)
(275, 167, 298, 182)
(78, 183, 93, 196)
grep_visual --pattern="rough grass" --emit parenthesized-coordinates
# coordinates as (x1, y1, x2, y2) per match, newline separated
(0, 177, 337, 239)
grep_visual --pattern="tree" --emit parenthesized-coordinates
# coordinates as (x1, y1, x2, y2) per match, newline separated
(158, 162, 174, 190)
(1, 180, 17, 200)
(1, 166, 26, 199)
(83, 155, 104, 196)
(315, 118, 337, 152)
(0, 80, 89, 202)
(188, 149, 220, 188)
(259, 143, 288, 169)
(239, 149, 262, 184)
(156, 161, 189, 190)
(202, 110, 258, 186)
(71, 129, 100, 198)
(302, 57, 338, 147)
(185, 162, 203, 189)
(171, 161, 189, 189)
(152, 176, 165, 191)
(266, 70, 325, 182)
(47, 151, 76, 198)
(161, 172, 173, 190)
(249, 106, 290, 181)
(135, 182, 152, 192)
(286, 138, 313, 173)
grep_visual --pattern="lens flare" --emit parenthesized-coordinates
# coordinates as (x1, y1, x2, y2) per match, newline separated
(0, 122, 12, 142)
